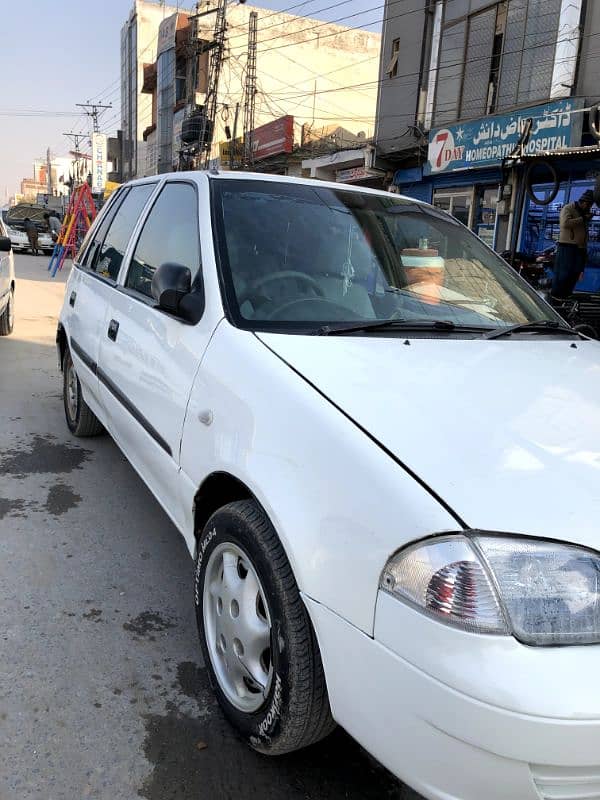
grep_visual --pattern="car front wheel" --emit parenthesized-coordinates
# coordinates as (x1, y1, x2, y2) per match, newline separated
(195, 500, 336, 754)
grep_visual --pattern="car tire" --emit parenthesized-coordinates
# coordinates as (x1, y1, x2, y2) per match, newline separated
(62, 347, 104, 436)
(195, 500, 336, 755)
(0, 288, 14, 335)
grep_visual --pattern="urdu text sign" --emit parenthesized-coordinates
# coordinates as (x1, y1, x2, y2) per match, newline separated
(425, 98, 584, 175)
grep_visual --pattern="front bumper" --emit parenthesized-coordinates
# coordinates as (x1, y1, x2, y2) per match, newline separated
(304, 594, 600, 800)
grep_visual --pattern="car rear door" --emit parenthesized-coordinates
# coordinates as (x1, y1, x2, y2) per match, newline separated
(96, 179, 217, 531)
(65, 184, 157, 419)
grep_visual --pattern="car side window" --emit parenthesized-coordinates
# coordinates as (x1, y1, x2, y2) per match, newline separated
(77, 189, 129, 268)
(125, 182, 200, 298)
(94, 184, 156, 281)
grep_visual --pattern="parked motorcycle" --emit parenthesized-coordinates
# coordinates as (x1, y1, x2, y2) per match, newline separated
(500, 248, 553, 291)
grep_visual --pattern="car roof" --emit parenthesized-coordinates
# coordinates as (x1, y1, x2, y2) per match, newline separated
(122, 170, 415, 205)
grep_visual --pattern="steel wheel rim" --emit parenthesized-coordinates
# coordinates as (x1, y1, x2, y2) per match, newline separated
(66, 360, 78, 422)
(7, 291, 13, 329)
(203, 542, 273, 712)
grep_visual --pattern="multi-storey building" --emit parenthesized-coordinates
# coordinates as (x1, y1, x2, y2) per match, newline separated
(121, 0, 381, 181)
(375, 0, 600, 289)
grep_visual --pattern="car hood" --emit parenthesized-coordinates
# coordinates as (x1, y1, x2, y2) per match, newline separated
(258, 332, 600, 548)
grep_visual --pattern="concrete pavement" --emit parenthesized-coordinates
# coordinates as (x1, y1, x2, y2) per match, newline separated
(0, 254, 416, 800)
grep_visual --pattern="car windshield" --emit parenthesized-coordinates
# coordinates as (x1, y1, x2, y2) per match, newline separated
(211, 179, 559, 333)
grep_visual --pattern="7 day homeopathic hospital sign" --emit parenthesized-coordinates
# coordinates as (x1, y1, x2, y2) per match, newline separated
(425, 98, 584, 175)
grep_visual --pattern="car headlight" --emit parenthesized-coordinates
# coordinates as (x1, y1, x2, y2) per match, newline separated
(381, 534, 600, 646)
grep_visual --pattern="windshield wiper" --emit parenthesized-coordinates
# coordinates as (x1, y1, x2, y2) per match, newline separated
(313, 319, 486, 336)
(482, 320, 576, 340)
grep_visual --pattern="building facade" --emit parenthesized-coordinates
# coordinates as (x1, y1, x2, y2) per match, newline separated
(375, 0, 600, 289)
(121, 0, 381, 180)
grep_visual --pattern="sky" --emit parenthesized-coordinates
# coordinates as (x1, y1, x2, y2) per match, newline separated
(0, 0, 382, 200)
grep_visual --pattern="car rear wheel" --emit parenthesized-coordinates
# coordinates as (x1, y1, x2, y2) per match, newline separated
(0, 288, 14, 335)
(195, 500, 336, 754)
(62, 347, 104, 436)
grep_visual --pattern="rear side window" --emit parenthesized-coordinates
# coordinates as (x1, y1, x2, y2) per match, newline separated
(126, 182, 200, 297)
(94, 184, 156, 281)
(77, 188, 129, 268)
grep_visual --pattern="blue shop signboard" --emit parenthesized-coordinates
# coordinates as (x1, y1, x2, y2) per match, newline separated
(425, 98, 584, 175)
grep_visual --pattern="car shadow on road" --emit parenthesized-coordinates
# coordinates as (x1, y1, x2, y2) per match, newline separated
(140, 658, 417, 800)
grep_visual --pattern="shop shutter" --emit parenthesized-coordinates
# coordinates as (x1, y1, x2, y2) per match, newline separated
(460, 7, 496, 119)
(434, 20, 467, 126)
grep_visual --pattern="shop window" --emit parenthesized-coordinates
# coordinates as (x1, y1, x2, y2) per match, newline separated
(487, 2, 507, 114)
(460, 7, 496, 120)
(497, 0, 561, 110)
(434, 20, 466, 125)
(474, 187, 499, 248)
(433, 189, 473, 228)
(521, 181, 600, 293)
(176, 55, 187, 104)
(386, 38, 400, 78)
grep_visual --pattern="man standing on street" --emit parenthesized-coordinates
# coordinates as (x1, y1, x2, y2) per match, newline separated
(553, 189, 595, 299)
(23, 217, 39, 256)
(44, 212, 61, 241)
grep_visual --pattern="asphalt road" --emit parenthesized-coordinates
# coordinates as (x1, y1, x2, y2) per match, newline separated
(0, 254, 420, 800)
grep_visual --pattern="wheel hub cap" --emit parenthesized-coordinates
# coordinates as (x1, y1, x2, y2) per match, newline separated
(203, 542, 273, 712)
(66, 362, 78, 421)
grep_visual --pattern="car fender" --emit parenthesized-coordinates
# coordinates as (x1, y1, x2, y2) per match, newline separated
(179, 322, 458, 634)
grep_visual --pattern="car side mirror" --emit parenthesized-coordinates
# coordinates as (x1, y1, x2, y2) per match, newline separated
(0, 237, 12, 252)
(151, 262, 192, 315)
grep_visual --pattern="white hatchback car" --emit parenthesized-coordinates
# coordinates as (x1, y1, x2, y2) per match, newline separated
(57, 172, 600, 800)
(0, 216, 15, 335)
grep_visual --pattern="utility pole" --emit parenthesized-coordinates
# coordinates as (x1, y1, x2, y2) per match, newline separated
(46, 147, 53, 198)
(198, 0, 228, 168)
(76, 102, 112, 134)
(229, 102, 240, 169)
(243, 11, 258, 168)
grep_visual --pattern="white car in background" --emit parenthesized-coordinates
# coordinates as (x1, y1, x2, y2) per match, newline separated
(0, 216, 15, 334)
(57, 172, 600, 800)
(2, 210, 29, 252)
(2, 208, 54, 255)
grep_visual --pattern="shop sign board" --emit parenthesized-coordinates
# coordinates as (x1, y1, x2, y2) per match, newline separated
(425, 98, 585, 175)
(252, 116, 294, 161)
(219, 137, 243, 161)
(157, 13, 178, 56)
(336, 166, 368, 183)
(91, 133, 107, 192)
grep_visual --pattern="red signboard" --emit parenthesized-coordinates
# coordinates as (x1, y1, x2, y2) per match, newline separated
(252, 116, 294, 162)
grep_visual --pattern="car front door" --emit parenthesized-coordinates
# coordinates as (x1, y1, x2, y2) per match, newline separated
(96, 180, 218, 530)
(65, 184, 157, 418)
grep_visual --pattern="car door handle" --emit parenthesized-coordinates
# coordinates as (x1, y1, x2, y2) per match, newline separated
(107, 319, 119, 341)
(69, 290, 77, 307)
